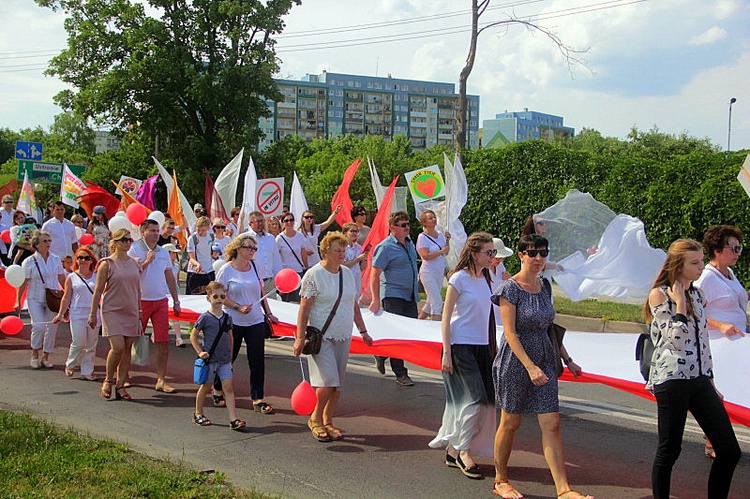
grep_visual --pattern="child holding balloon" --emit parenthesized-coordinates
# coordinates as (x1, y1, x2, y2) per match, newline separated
(190, 281, 246, 430)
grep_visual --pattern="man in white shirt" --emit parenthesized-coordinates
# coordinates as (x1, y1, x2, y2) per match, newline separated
(129, 218, 182, 393)
(0, 194, 15, 265)
(242, 211, 282, 297)
(41, 201, 78, 258)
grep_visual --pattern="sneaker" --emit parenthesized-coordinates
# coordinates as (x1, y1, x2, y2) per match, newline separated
(396, 374, 414, 386)
(375, 356, 386, 375)
(30, 358, 41, 369)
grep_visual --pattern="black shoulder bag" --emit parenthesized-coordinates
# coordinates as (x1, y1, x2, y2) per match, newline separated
(303, 270, 344, 355)
(542, 277, 566, 378)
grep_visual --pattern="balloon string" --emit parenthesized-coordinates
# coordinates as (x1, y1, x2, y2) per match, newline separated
(298, 356, 307, 382)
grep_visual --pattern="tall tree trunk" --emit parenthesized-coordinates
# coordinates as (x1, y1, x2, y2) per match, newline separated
(457, 0, 480, 153)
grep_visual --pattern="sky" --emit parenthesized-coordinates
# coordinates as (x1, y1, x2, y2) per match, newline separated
(1, 0, 748, 150)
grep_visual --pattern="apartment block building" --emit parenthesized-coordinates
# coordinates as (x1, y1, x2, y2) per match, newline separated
(258, 71, 479, 152)
(482, 109, 574, 147)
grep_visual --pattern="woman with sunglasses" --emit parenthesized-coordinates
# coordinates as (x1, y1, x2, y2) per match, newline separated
(298, 205, 342, 268)
(520, 215, 564, 277)
(277, 214, 308, 302)
(88, 228, 142, 401)
(216, 235, 279, 415)
(15, 231, 66, 370)
(351, 205, 370, 245)
(646, 239, 741, 498)
(429, 232, 496, 479)
(694, 225, 748, 459)
(417, 209, 450, 321)
(53, 247, 99, 380)
(491, 234, 588, 499)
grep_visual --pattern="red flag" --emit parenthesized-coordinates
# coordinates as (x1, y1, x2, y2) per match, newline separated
(77, 183, 121, 219)
(204, 171, 228, 223)
(331, 158, 362, 228)
(0, 178, 18, 200)
(359, 175, 399, 299)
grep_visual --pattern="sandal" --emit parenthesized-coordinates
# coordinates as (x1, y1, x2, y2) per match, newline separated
(557, 490, 594, 499)
(456, 454, 482, 479)
(193, 414, 212, 426)
(65, 368, 75, 377)
(307, 419, 332, 442)
(445, 452, 459, 468)
(114, 386, 132, 401)
(253, 401, 275, 414)
(704, 436, 716, 459)
(324, 423, 344, 441)
(101, 380, 113, 399)
(229, 419, 246, 430)
(493, 481, 524, 498)
(212, 393, 226, 407)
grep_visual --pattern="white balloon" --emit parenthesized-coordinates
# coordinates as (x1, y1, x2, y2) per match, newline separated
(108, 216, 132, 233)
(147, 210, 166, 227)
(114, 210, 127, 218)
(4, 264, 25, 288)
(212, 259, 227, 273)
(75, 226, 84, 240)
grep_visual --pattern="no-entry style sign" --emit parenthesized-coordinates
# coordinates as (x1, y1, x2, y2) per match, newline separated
(255, 177, 284, 217)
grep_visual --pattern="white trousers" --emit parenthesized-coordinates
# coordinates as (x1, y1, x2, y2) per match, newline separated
(66, 317, 99, 375)
(419, 269, 445, 315)
(28, 299, 58, 353)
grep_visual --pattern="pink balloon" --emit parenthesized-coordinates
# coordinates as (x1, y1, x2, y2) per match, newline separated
(0, 316, 24, 336)
(275, 268, 301, 293)
(80, 233, 94, 245)
(291, 380, 317, 415)
(126, 203, 147, 226)
(0, 230, 10, 244)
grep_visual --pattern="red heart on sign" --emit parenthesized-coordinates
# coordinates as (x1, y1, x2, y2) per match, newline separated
(415, 177, 438, 198)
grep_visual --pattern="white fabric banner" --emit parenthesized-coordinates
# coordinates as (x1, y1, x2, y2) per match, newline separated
(443, 153, 468, 270)
(238, 156, 258, 233)
(60, 163, 85, 209)
(368, 157, 408, 213)
(290, 171, 308, 224)
(213, 149, 243, 220)
(153, 157, 197, 231)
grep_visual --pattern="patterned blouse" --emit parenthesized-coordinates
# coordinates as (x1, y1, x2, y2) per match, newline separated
(647, 284, 713, 390)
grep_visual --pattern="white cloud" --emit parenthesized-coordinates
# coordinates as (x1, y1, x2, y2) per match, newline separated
(689, 26, 728, 46)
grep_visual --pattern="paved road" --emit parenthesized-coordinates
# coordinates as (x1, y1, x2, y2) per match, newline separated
(0, 321, 748, 498)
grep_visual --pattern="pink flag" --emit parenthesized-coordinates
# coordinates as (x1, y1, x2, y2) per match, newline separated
(135, 174, 158, 210)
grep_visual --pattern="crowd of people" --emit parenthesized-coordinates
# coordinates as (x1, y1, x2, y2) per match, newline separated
(0, 194, 745, 498)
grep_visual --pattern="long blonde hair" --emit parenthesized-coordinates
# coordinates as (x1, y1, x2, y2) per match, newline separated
(449, 231, 493, 286)
(643, 238, 702, 323)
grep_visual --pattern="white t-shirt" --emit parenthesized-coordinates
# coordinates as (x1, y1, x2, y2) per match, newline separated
(187, 233, 214, 274)
(41, 217, 77, 259)
(213, 235, 230, 255)
(417, 231, 447, 275)
(301, 224, 322, 267)
(67, 271, 99, 321)
(447, 269, 492, 345)
(245, 228, 282, 280)
(299, 264, 356, 341)
(277, 231, 307, 273)
(128, 240, 172, 301)
(345, 242, 363, 295)
(22, 253, 64, 302)
(216, 263, 264, 326)
(695, 264, 749, 337)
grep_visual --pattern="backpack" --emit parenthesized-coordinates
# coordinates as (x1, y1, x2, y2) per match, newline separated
(635, 332, 655, 382)
(180, 232, 214, 272)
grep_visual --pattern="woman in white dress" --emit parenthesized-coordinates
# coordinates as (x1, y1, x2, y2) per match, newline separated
(416, 209, 449, 320)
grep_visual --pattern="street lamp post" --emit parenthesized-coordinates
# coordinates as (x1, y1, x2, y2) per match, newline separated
(728, 97, 737, 152)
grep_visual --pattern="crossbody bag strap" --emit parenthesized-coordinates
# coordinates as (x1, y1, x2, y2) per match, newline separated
(206, 314, 227, 359)
(75, 272, 94, 294)
(280, 234, 305, 269)
(486, 274, 497, 357)
(251, 261, 270, 317)
(32, 255, 47, 285)
(320, 270, 344, 335)
(422, 233, 442, 250)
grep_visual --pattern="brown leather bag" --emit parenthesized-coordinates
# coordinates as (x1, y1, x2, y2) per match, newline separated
(45, 288, 64, 313)
(302, 270, 343, 355)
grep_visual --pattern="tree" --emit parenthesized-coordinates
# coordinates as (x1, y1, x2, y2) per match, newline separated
(37, 0, 299, 184)
(45, 112, 96, 162)
(456, 1, 586, 151)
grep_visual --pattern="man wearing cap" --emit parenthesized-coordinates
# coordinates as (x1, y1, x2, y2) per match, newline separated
(41, 201, 78, 259)
(0, 194, 15, 265)
(129, 218, 182, 392)
(241, 211, 282, 297)
(369, 211, 419, 387)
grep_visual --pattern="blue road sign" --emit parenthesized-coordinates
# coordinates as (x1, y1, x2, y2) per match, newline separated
(15, 141, 43, 161)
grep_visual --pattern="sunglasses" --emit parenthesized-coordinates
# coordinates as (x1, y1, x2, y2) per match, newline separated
(393, 222, 410, 228)
(211, 294, 227, 299)
(240, 245, 258, 251)
(303, 215, 314, 219)
(348, 229, 359, 233)
(482, 249, 498, 257)
(522, 249, 550, 258)
(117, 237, 133, 243)
(283, 218, 295, 223)
(3, 201, 12, 204)
(724, 245, 743, 254)
(214, 225, 226, 229)
(76, 255, 92, 261)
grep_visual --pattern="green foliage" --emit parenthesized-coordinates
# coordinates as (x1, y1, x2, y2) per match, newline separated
(38, 0, 301, 177)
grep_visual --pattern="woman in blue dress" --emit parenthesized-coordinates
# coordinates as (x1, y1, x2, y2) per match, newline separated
(491, 234, 589, 499)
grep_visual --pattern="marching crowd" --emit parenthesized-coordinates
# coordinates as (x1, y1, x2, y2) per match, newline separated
(0, 194, 744, 498)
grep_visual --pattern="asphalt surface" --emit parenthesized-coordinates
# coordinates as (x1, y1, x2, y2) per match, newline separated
(0, 316, 748, 498)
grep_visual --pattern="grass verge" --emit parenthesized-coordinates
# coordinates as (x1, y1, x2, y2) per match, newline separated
(0, 411, 267, 498)
(553, 296, 644, 323)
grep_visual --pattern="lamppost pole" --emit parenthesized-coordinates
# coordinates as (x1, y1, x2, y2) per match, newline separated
(728, 97, 737, 152)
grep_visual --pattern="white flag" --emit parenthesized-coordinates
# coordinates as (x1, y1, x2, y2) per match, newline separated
(290, 171, 308, 224)
(213, 149, 243, 220)
(444, 153, 468, 269)
(60, 163, 86, 209)
(153, 156, 197, 231)
(238, 155, 258, 233)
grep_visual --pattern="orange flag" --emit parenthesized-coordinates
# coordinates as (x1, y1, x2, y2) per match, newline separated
(167, 170, 187, 249)
(111, 180, 152, 214)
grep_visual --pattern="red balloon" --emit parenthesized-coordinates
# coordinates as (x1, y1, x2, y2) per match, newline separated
(80, 233, 95, 245)
(275, 268, 301, 293)
(126, 203, 147, 226)
(291, 380, 317, 415)
(0, 230, 10, 244)
(0, 316, 24, 336)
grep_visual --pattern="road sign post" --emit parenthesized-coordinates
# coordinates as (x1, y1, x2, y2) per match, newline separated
(16, 160, 86, 184)
(15, 141, 44, 161)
